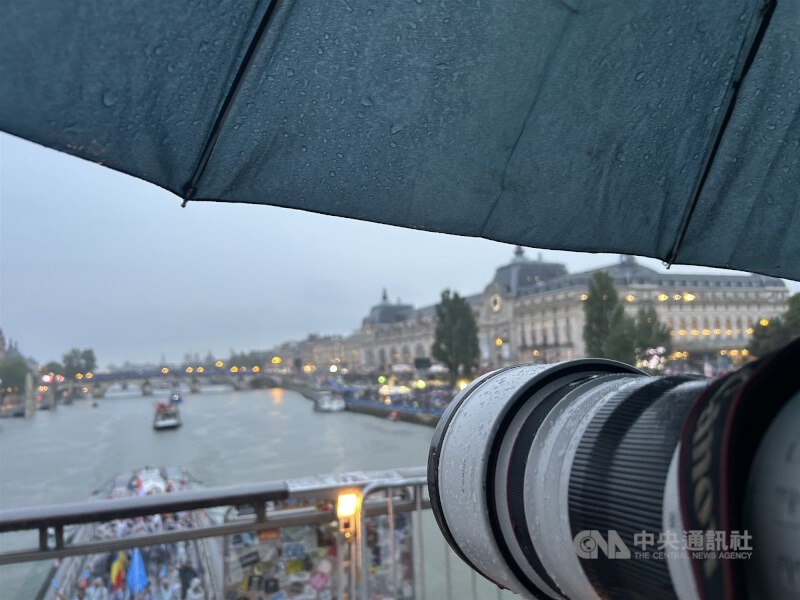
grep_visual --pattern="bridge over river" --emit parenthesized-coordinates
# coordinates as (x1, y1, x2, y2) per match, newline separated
(43, 368, 287, 401)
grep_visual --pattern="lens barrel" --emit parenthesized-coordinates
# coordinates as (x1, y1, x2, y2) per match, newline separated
(428, 338, 800, 600)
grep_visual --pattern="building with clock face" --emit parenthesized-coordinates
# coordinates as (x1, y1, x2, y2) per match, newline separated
(291, 247, 789, 375)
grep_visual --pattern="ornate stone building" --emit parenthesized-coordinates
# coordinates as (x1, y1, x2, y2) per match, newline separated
(479, 251, 788, 370)
(300, 249, 789, 373)
(342, 289, 466, 373)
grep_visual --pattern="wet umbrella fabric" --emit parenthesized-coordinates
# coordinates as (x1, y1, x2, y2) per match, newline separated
(1, 1, 798, 278)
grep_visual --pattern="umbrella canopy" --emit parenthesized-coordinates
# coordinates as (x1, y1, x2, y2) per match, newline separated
(2, 1, 798, 279)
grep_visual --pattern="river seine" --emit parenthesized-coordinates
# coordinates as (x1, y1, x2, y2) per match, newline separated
(0, 386, 511, 599)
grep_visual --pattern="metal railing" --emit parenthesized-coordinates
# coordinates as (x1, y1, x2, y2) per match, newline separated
(0, 467, 515, 599)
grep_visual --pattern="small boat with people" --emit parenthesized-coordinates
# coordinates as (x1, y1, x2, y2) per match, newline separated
(313, 390, 346, 412)
(39, 466, 420, 600)
(153, 402, 181, 430)
(45, 467, 206, 600)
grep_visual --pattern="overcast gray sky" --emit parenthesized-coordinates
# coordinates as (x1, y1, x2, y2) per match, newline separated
(2, 133, 797, 369)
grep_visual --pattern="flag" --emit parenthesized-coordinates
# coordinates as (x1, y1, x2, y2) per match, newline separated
(126, 548, 148, 594)
(110, 550, 126, 590)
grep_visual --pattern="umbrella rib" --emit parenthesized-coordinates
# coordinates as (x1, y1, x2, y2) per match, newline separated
(664, 0, 776, 267)
(479, 14, 573, 238)
(181, 0, 284, 207)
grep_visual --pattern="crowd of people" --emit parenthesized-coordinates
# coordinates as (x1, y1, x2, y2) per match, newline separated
(355, 384, 455, 413)
(52, 470, 206, 600)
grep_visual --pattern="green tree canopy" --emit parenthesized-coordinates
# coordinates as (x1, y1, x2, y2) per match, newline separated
(0, 355, 31, 392)
(747, 293, 800, 358)
(582, 271, 635, 365)
(42, 360, 64, 375)
(62, 348, 97, 377)
(228, 351, 265, 369)
(432, 289, 480, 385)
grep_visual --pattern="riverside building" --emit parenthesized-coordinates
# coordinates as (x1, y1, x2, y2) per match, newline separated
(295, 248, 789, 375)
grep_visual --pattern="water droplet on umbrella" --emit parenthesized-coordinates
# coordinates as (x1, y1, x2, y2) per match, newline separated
(102, 91, 117, 107)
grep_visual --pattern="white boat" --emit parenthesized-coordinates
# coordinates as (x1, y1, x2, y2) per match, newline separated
(153, 402, 181, 430)
(45, 467, 204, 600)
(313, 391, 346, 412)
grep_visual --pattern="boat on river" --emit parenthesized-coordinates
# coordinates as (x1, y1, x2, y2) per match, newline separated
(38, 467, 420, 600)
(44, 467, 206, 600)
(313, 391, 346, 412)
(153, 402, 181, 430)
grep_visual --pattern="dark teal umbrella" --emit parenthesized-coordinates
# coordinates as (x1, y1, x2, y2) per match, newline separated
(1, 1, 798, 278)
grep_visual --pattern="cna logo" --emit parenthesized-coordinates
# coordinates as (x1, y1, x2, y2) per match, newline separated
(573, 530, 631, 559)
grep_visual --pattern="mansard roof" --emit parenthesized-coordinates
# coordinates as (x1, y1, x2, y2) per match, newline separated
(516, 256, 786, 298)
(365, 290, 415, 325)
(492, 247, 568, 294)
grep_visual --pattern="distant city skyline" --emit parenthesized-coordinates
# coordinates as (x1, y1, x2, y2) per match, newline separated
(3, 133, 798, 369)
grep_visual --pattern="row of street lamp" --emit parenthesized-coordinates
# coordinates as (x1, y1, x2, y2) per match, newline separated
(174, 365, 262, 374)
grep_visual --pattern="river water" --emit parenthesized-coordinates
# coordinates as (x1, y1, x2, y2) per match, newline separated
(0, 386, 511, 599)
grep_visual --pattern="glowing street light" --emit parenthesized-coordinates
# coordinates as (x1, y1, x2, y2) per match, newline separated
(161, 367, 169, 374)
(337, 493, 359, 518)
(271, 356, 282, 364)
(215, 360, 223, 368)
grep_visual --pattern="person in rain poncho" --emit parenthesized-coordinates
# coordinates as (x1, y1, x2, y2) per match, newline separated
(153, 578, 177, 600)
(185, 578, 204, 600)
(164, 565, 181, 591)
(85, 578, 109, 600)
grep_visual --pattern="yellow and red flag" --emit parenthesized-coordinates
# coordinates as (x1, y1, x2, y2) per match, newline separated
(109, 551, 126, 590)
